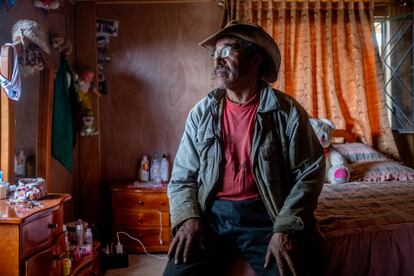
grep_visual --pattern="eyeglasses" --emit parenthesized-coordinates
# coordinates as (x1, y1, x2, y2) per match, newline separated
(210, 45, 240, 59)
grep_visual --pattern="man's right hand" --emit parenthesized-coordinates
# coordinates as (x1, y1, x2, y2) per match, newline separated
(167, 218, 205, 264)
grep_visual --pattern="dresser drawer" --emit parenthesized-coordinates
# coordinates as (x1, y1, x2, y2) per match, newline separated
(112, 191, 169, 211)
(113, 209, 170, 227)
(113, 225, 171, 253)
(22, 207, 63, 258)
(25, 231, 65, 276)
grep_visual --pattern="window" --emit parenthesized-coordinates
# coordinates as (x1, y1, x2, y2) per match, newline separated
(375, 13, 414, 133)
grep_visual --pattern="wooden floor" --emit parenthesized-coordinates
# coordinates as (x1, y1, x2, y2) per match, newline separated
(104, 254, 168, 276)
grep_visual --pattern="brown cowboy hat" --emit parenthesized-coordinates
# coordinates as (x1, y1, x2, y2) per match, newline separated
(199, 20, 281, 83)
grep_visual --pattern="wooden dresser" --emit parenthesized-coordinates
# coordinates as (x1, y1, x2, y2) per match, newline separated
(111, 182, 171, 253)
(0, 193, 71, 276)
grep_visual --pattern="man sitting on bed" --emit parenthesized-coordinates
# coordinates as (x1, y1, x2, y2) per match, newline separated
(164, 20, 325, 276)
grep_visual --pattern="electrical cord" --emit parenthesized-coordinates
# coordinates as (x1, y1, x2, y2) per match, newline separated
(116, 231, 167, 260)
(158, 210, 164, 245)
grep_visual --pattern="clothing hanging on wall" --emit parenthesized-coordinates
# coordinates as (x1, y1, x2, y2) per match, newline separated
(52, 57, 77, 172)
(0, 44, 21, 101)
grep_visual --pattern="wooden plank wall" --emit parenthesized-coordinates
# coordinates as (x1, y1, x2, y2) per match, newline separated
(75, 1, 102, 227)
(96, 3, 223, 183)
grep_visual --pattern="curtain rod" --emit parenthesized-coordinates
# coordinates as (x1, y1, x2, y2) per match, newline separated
(77, 0, 392, 4)
(91, 0, 214, 4)
(248, 0, 391, 3)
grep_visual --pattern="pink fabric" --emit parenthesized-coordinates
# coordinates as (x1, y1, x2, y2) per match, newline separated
(334, 168, 348, 179)
(217, 95, 260, 201)
(350, 160, 414, 182)
(332, 142, 388, 164)
(323, 228, 414, 276)
(316, 181, 414, 275)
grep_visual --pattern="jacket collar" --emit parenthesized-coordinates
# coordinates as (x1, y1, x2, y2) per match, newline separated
(207, 82, 280, 113)
(257, 83, 280, 113)
(207, 88, 225, 104)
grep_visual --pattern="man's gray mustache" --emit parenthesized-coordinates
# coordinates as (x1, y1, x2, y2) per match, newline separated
(214, 66, 229, 74)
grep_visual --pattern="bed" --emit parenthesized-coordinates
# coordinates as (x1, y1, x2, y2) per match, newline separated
(228, 132, 414, 276)
(315, 134, 414, 276)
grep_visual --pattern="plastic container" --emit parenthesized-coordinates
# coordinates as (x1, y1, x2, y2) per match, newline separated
(76, 219, 84, 245)
(160, 153, 170, 183)
(0, 171, 6, 199)
(66, 220, 88, 244)
(150, 152, 161, 184)
(140, 155, 150, 182)
(85, 227, 93, 245)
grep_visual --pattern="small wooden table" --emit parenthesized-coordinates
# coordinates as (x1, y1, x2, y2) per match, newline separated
(111, 181, 171, 253)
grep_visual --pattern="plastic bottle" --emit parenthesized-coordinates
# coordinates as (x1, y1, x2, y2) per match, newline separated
(160, 153, 170, 183)
(76, 219, 84, 245)
(0, 171, 6, 200)
(62, 224, 71, 276)
(85, 228, 93, 245)
(140, 155, 150, 182)
(63, 224, 68, 243)
(150, 151, 161, 184)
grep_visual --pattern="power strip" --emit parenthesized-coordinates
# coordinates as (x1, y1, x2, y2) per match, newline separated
(101, 251, 129, 270)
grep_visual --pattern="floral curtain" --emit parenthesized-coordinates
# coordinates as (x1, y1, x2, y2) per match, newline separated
(225, 0, 399, 159)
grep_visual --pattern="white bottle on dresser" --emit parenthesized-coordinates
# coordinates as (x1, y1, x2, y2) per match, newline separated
(160, 153, 169, 183)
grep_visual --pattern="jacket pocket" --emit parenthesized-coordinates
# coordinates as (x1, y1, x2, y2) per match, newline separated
(195, 137, 214, 176)
(194, 137, 214, 159)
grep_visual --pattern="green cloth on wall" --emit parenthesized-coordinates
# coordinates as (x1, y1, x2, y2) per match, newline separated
(52, 58, 74, 172)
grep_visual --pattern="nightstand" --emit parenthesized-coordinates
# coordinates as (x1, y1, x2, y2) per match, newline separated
(111, 182, 171, 253)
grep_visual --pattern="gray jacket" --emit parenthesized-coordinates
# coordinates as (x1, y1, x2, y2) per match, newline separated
(168, 84, 325, 234)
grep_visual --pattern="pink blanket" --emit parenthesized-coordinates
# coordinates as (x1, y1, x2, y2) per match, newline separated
(316, 181, 414, 276)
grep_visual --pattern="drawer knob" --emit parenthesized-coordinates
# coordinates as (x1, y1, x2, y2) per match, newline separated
(48, 223, 58, 229)
(137, 200, 144, 205)
(138, 218, 144, 223)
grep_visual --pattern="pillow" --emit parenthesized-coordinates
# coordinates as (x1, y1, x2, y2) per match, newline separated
(332, 142, 388, 164)
(350, 160, 414, 182)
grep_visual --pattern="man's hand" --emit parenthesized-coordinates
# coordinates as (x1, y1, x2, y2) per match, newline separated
(167, 218, 205, 264)
(264, 232, 304, 276)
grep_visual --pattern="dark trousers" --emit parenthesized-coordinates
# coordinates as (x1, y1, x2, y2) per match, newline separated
(163, 199, 280, 276)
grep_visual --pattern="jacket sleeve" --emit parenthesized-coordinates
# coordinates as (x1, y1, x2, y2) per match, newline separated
(273, 107, 325, 233)
(167, 109, 201, 232)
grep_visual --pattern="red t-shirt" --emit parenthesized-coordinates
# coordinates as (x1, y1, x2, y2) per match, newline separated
(216, 94, 260, 201)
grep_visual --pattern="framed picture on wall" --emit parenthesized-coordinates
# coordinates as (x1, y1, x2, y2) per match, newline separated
(96, 18, 119, 37)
